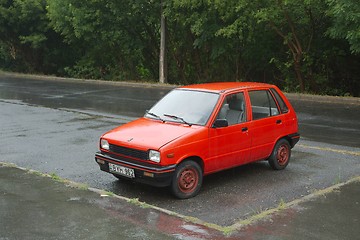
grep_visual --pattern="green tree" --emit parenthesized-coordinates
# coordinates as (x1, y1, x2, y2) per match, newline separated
(255, 0, 329, 92)
(47, 0, 161, 80)
(0, 0, 75, 73)
(326, 0, 360, 54)
(0, 0, 49, 71)
(165, 0, 265, 83)
(1, 0, 358, 95)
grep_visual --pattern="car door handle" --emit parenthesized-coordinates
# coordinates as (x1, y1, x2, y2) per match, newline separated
(242, 127, 248, 132)
(276, 120, 282, 124)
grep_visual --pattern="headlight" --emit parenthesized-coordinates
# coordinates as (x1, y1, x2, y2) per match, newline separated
(100, 139, 109, 150)
(149, 150, 161, 163)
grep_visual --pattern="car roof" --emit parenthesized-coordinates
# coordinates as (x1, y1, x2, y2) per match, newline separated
(179, 82, 276, 93)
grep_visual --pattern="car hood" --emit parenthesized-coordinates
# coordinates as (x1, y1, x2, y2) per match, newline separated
(102, 117, 201, 150)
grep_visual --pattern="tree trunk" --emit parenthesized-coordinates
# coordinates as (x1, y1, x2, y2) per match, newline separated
(159, 0, 167, 83)
(293, 57, 305, 92)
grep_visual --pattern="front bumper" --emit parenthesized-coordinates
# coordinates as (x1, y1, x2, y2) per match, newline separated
(95, 152, 176, 187)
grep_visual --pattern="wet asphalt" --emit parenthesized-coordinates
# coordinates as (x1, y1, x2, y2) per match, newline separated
(0, 73, 359, 238)
(0, 165, 173, 240)
(1, 164, 359, 240)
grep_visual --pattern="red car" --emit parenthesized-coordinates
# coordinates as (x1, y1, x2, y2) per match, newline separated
(95, 82, 299, 198)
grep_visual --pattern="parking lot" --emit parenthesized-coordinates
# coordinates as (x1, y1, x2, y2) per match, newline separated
(0, 73, 359, 236)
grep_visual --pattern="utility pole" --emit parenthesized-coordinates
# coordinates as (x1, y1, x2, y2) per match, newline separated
(159, 0, 167, 83)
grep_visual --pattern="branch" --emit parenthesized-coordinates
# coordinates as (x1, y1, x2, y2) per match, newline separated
(269, 21, 296, 59)
(306, 7, 315, 52)
(278, 0, 302, 54)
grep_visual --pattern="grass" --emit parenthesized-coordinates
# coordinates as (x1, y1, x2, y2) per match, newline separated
(30, 169, 89, 190)
(127, 198, 151, 209)
(247, 205, 266, 215)
(278, 198, 286, 210)
(50, 172, 62, 181)
(102, 191, 115, 197)
(334, 167, 342, 184)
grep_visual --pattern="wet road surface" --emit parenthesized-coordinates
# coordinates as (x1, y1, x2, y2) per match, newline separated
(2, 164, 359, 239)
(1, 74, 359, 147)
(0, 165, 175, 240)
(291, 98, 360, 148)
(0, 73, 359, 232)
(236, 178, 360, 240)
(0, 74, 168, 119)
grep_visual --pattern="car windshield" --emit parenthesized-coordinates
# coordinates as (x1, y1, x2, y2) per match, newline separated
(145, 89, 219, 126)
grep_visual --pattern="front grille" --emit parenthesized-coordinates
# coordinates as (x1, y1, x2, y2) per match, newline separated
(109, 144, 148, 160)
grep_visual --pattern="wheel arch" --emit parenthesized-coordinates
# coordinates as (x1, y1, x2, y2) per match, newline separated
(268, 136, 291, 159)
(283, 136, 292, 146)
(178, 156, 204, 173)
(275, 135, 295, 148)
(284, 133, 300, 148)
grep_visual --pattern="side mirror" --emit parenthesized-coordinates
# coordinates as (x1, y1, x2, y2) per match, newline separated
(213, 119, 228, 128)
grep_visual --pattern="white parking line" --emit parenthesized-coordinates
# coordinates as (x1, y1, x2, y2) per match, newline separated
(298, 144, 360, 156)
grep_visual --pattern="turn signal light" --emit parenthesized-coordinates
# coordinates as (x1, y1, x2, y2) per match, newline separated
(144, 172, 154, 178)
(96, 159, 105, 164)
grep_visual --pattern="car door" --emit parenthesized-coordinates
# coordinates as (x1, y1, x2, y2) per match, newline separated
(206, 92, 252, 173)
(248, 89, 284, 161)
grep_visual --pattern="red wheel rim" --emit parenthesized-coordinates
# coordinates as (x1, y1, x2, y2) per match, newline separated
(178, 167, 198, 193)
(277, 144, 289, 166)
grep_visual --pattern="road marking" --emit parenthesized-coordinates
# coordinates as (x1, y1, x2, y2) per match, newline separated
(226, 175, 360, 233)
(92, 175, 360, 235)
(298, 144, 360, 156)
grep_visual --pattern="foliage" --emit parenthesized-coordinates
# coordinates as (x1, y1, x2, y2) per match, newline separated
(0, 0, 359, 96)
(0, 0, 47, 71)
(47, 0, 161, 80)
(0, 0, 78, 73)
(326, 0, 360, 54)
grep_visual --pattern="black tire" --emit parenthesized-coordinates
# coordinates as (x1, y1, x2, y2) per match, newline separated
(268, 139, 291, 170)
(171, 160, 203, 199)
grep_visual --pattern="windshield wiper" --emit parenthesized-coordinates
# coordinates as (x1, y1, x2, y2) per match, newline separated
(163, 114, 192, 126)
(146, 111, 164, 122)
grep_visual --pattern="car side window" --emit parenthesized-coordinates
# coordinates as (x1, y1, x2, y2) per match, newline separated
(249, 90, 280, 120)
(216, 92, 246, 126)
(270, 88, 289, 113)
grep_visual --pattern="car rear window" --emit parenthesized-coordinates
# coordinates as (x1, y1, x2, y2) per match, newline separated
(270, 88, 289, 113)
(249, 90, 280, 120)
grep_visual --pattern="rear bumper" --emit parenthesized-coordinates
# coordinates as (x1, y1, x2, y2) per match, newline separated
(95, 152, 176, 187)
(288, 133, 300, 148)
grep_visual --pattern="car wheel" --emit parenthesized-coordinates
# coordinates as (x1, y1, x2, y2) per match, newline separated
(268, 139, 291, 170)
(171, 160, 203, 199)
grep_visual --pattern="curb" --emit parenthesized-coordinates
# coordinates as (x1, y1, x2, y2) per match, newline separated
(0, 71, 176, 90)
(1, 161, 359, 236)
(285, 92, 360, 105)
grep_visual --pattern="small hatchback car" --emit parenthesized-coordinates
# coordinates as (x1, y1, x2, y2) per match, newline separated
(95, 82, 299, 198)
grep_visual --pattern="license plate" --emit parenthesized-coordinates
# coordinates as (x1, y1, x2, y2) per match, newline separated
(109, 163, 135, 178)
